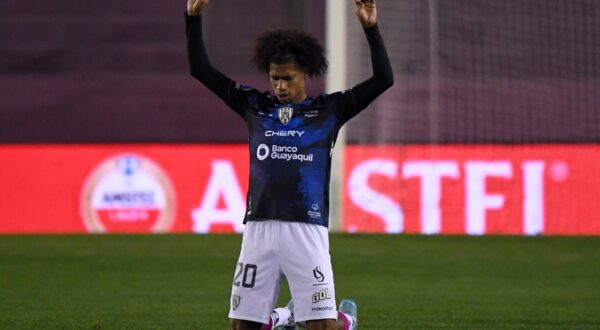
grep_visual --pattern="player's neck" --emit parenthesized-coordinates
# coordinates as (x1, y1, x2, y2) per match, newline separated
(283, 93, 308, 105)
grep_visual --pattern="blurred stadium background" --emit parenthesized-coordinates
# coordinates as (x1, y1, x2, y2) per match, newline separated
(1, 0, 600, 233)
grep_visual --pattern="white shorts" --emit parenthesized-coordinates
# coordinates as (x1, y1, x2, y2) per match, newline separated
(228, 220, 337, 324)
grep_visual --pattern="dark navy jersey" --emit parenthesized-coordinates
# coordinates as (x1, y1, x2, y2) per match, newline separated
(186, 13, 393, 227)
(225, 84, 359, 227)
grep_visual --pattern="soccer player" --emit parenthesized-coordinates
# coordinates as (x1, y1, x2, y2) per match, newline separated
(185, 0, 393, 329)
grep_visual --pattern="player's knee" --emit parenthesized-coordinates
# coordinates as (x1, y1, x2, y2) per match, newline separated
(229, 318, 263, 330)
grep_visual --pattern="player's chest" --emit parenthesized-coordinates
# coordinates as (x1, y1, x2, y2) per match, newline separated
(250, 106, 335, 130)
(247, 106, 337, 144)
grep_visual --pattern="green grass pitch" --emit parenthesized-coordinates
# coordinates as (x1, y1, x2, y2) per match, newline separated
(1, 234, 599, 329)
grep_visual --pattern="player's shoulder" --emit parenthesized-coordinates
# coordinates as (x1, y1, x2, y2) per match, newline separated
(320, 89, 355, 107)
(234, 83, 277, 108)
(322, 89, 354, 100)
(233, 82, 268, 98)
(293, 94, 329, 111)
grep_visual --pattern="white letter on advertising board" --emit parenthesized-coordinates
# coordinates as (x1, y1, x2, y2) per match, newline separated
(192, 160, 245, 233)
(348, 159, 403, 233)
(522, 161, 545, 235)
(465, 161, 512, 235)
(403, 161, 460, 234)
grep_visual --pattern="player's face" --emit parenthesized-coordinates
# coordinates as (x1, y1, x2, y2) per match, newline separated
(269, 62, 308, 104)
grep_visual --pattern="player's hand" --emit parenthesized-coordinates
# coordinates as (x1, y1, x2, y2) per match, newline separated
(187, 0, 209, 16)
(355, 0, 377, 28)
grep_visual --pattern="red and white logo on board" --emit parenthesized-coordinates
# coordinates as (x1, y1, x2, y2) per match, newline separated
(80, 154, 176, 233)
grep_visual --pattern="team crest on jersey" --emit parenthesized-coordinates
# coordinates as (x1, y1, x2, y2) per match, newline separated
(278, 107, 294, 125)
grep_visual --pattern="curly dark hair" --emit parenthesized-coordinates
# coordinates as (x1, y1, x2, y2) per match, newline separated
(252, 29, 328, 78)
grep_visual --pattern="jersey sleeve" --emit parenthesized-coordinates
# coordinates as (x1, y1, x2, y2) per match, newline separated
(185, 13, 263, 117)
(333, 24, 394, 124)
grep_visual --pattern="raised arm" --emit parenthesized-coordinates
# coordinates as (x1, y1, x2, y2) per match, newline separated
(186, 0, 240, 107)
(352, 0, 394, 110)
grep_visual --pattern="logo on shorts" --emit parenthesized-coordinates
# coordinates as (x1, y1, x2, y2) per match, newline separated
(278, 107, 294, 125)
(232, 294, 241, 311)
(312, 288, 332, 303)
(313, 266, 325, 282)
